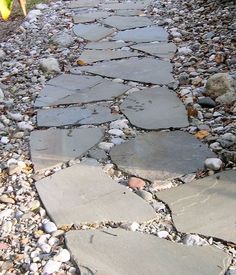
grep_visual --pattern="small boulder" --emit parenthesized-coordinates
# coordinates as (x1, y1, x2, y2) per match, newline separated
(40, 57, 61, 73)
(51, 32, 75, 48)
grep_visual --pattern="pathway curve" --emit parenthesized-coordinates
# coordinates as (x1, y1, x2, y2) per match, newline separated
(30, 0, 235, 274)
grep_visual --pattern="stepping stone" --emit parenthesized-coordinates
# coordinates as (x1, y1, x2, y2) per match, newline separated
(85, 41, 133, 50)
(103, 15, 153, 30)
(81, 57, 174, 85)
(68, 0, 101, 8)
(37, 103, 121, 127)
(115, 9, 145, 16)
(114, 26, 169, 43)
(100, 2, 147, 10)
(66, 229, 231, 275)
(30, 128, 103, 172)
(110, 131, 216, 182)
(131, 42, 177, 58)
(120, 87, 188, 130)
(73, 24, 115, 41)
(36, 160, 156, 226)
(53, 81, 130, 106)
(73, 11, 110, 24)
(35, 75, 103, 107)
(157, 170, 236, 243)
(78, 49, 141, 64)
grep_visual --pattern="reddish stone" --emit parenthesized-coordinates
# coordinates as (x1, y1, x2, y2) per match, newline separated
(128, 177, 145, 190)
(0, 243, 9, 250)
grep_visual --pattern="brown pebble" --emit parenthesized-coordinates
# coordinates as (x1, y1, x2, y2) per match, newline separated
(128, 177, 145, 189)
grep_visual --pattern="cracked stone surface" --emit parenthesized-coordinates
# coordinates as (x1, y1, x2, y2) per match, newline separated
(30, 128, 103, 172)
(114, 26, 169, 43)
(81, 57, 174, 85)
(103, 15, 153, 30)
(37, 103, 121, 127)
(120, 87, 188, 130)
(85, 41, 133, 50)
(73, 24, 115, 41)
(157, 170, 236, 243)
(36, 160, 156, 226)
(68, 0, 101, 8)
(131, 42, 177, 58)
(73, 11, 110, 24)
(110, 131, 216, 182)
(100, 2, 147, 10)
(78, 49, 142, 63)
(66, 229, 231, 275)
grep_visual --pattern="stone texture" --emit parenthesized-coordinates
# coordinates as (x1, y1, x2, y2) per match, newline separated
(36, 160, 156, 226)
(30, 128, 103, 172)
(78, 49, 141, 64)
(131, 42, 177, 58)
(73, 24, 115, 41)
(120, 87, 188, 130)
(115, 10, 144, 16)
(114, 26, 169, 43)
(103, 15, 153, 30)
(85, 41, 132, 50)
(51, 32, 74, 47)
(81, 57, 174, 85)
(110, 131, 216, 182)
(100, 2, 147, 10)
(37, 104, 121, 127)
(68, 0, 101, 8)
(66, 229, 231, 275)
(73, 11, 109, 24)
(157, 170, 236, 243)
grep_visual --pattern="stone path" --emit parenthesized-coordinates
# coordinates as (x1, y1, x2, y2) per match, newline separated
(30, 0, 235, 273)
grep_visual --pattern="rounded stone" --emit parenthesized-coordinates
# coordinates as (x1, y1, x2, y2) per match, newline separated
(128, 177, 145, 189)
(54, 249, 70, 262)
(43, 221, 57, 234)
(204, 158, 223, 171)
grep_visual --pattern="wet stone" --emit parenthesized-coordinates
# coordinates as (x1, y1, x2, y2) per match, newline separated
(37, 103, 121, 127)
(114, 26, 169, 43)
(103, 15, 153, 30)
(68, 0, 101, 8)
(157, 170, 236, 243)
(73, 11, 110, 24)
(30, 128, 104, 172)
(85, 41, 133, 50)
(110, 131, 216, 182)
(81, 57, 174, 85)
(66, 229, 231, 275)
(120, 87, 188, 130)
(36, 160, 156, 226)
(131, 42, 177, 58)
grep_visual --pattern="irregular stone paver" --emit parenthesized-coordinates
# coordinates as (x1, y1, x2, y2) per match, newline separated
(37, 104, 121, 127)
(120, 87, 188, 130)
(100, 2, 147, 10)
(66, 229, 231, 275)
(81, 57, 174, 84)
(35, 75, 103, 107)
(53, 81, 130, 105)
(78, 49, 141, 63)
(85, 41, 133, 50)
(115, 9, 144, 16)
(36, 160, 156, 226)
(114, 26, 169, 43)
(157, 170, 236, 243)
(103, 15, 153, 30)
(68, 0, 101, 8)
(73, 11, 110, 24)
(110, 131, 216, 182)
(30, 128, 103, 172)
(73, 24, 115, 41)
(131, 42, 177, 58)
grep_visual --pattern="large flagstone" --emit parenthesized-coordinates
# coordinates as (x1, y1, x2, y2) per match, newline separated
(85, 41, 133, 50)
(100, 2, 147, 10)
(73, 11, 110, 24)
(68, 0, 101, 8)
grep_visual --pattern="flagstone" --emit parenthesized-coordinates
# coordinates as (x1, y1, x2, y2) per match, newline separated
(115, 9, 145, 16)
(100, 2, 146, 10)
(81, 57, 174, 85)
(120, 87, 188, 130)
(36, 160, 156, 226)
(157, 170, 236, 243)
(37, 104, 121, 127)
(85, 41, 133, 50)
(66, 229, 231, 275)
(73, 24, 115, 41)
(30, 128, 104, 172)
(68, 0, 101, 8)
(73, 11, 110, 24)
(110, 131, 216, 182)
(114, 26, 169, 42)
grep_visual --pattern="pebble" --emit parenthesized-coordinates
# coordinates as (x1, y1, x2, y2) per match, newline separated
(108, 129, 124, 137)
(1, 136, 9, 144)
(110, 119, 129, 129)
(128, 177, 145, 189)
(204, 158, 223, 171)
(30, 263, 38, 272)
(43, 221, 57, 234)
(0, 88, 4, 101)
(98, 142, 114, 151)
(136, 190, 153, 201)
(182, 234, 208, 246)
(54, 249, 70, 262)
(157, 231, 169, 238)
(43, 260, 61, 274)
(40, 57, 61, 73)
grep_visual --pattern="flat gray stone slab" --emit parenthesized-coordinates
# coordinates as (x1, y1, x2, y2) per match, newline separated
(35, 75, 103, 107)
(37, 103, 121, 127)
(73, 24, 115, 41)
(85, 41, 133, 50)
(115, 9, 144, 16)
(100, 2, 147, 10)
(110, 131, 216, 182)
(131, 42, 177, 58)
(30, 128, 103, 172)
(73, 11, 110, 24)
(68, 0, 101, 8)
(114, 26, 169, 42)
(120, 87, 188, 130)
(53, 81, 130, 105)
(157, 170, 236, 243)
(36, 161, 156, 226)
(103, 15, 153, 30)
(66, 229, 231, 275)
(81, 57, 174, 85)
(78, 49, 141, 63)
